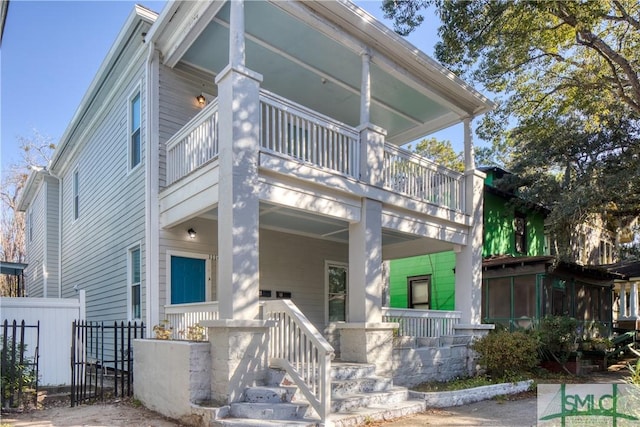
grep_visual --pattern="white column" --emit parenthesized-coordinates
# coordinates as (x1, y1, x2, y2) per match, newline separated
(229, 0, 245, 68)
(348, 198, 383, 323)
(455, 169, 485, 324)
(360, 49, 371, 125)
(463, 117, 475, 172)
(630, 281, 639, 319)
(215, 0, 263, 320)
(619, 283, 628, 319)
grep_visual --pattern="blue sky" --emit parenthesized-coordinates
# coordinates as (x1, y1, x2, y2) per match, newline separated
(1, 1, 473, 173)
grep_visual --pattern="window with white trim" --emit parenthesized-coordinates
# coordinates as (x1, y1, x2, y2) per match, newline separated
(130, 92, 141, 169)
(28, 208, 33, 242)
(129, 246, 141, 320)
(73, 169, 80, 220)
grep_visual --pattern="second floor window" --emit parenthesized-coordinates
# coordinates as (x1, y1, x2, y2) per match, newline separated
(514, 213, 526, 254)
(130, 92, 141, 169)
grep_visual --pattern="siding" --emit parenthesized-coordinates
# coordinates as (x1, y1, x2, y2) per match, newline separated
(158, 63, 217, 189)
(45, 176, 59, 297)
(159, 224, 347, 331)
(59, 55, 147, 324)
(388, 252, 456, 310)
(25, 180, 46, 297)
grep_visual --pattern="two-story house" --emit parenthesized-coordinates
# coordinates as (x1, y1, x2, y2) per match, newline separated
(18, 1, 494, 423)
(389, 166, 618, 334)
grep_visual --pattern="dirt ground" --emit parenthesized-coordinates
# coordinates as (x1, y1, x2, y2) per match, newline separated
(1, 359, 634, 427)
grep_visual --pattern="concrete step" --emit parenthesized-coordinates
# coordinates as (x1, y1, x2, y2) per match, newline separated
(229, 402, 310, 420)
(331, 387, 409, 413)
(329, 399, 427, 427)
(331, 376, 393, 398)
(212, 418, 319, 427)
(330, 362, 376, 380)
(243, 386, 296, 403)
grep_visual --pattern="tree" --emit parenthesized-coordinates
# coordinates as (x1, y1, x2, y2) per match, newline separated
(383, 0, 640, 118)
(0, 131, 55, 296)
(383, 0, 640, 255)
(409, 137, 464, 172)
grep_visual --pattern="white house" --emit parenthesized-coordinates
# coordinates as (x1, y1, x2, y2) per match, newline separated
(19, 1, 493, 424)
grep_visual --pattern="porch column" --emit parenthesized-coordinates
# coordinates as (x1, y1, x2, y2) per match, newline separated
(360, 49, 371, 125)
(348, 198, 383, 323)
(619, 283, 628, 319)
(630, 281, 639, 319)
(455, 168, 485, 325)
(215, 0, 263, 320)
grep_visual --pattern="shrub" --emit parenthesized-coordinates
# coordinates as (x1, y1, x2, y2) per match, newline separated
(537, 315, 579, 366)
(471, 329, 539, 381)
(628, 359, 640, 386)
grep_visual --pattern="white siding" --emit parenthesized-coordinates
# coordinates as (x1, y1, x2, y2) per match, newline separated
(158, 64, 216, 189)
(45, 177, 59, 297)
(159, 223, 347, 331)
(59, 56, 148, 324)
(25, 180, 46, 297)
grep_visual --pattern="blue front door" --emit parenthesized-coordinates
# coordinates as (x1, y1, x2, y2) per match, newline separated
(171, 256, 206, 304)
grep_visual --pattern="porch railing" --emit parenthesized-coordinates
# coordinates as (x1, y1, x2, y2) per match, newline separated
(164, 301, 219, 340)
(382, 307, 461, 338)
(262, 299, 333, 422)
(166, 99, 219, 186)
(382, 144, 464, 211)
(259, 90, 360, 179)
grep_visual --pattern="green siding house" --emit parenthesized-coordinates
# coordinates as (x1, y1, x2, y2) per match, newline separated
(389, 166, 616, 332)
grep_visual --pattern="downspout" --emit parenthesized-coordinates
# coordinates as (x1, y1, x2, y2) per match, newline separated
(144, 40, 160, 328)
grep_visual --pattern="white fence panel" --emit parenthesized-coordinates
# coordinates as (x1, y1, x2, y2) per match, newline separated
(0, 291, 85, 385)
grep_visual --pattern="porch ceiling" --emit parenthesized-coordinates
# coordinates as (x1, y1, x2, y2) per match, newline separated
(177, 1, 459, 145)
(199, 202, 431, 249)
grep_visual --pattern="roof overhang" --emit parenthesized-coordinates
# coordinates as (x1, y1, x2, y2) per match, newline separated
(147, 0, 494, 145)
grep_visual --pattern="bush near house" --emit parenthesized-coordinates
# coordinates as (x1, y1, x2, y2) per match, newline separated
(471, 329, 540, 381)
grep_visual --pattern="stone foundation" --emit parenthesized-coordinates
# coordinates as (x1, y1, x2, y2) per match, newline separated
(392, 345, 474, 387)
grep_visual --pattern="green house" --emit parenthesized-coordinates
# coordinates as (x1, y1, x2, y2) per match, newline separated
(389, 166, 615, 332)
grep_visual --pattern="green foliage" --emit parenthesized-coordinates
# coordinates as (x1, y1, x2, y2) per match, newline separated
(1, 336, 37, 408)
(537, 316, 579, 366)
(471, 329, 540, 381)
(410, 137, 464, 172)
(382, 0, 640, 251)
(627, 359, 640, 386)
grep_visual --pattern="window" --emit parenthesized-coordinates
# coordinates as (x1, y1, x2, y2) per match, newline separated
(326, 262, 348, 322)
(514, 213, 526, 254)
(73, 169, 80, 220)
(130, 92, 141, 169)
(408, 275, 430, 309)
(129, 246, 141, 320)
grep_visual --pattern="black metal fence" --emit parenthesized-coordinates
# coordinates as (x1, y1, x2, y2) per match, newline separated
(70, 320, 145, 407)
(1, 319, 40, 410)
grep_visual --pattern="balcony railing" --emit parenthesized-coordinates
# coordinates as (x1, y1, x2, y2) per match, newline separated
(382, 144, 464, 211)
(165, 99, 219, 186)
(163, 90, 466, 212)
(260, 90, 360, 179)
(382, 307, 461, 338)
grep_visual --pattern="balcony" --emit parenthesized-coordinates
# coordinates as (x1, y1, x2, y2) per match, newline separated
(163, 89, 465, 212)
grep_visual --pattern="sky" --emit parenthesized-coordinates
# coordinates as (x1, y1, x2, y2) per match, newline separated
(1, 0, 477, 174)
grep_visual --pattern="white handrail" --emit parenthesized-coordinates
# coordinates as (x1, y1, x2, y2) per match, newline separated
(382, 143, 464, 211)
(260, 89, 360, 179)
(382, 307, 461, 338)
(166, 99, 219, 185)
(164, 301, 219, 340)
(262, 299, 334, 422)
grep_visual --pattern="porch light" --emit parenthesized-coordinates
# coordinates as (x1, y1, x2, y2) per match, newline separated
(187, 228, 197, 239)
(196, 94, 206, 106)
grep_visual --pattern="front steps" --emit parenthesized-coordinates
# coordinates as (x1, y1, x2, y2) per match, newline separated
(212, 362, 425, 426)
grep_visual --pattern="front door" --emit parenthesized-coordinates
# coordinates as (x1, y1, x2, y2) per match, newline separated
(170, 255, 206, 304)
